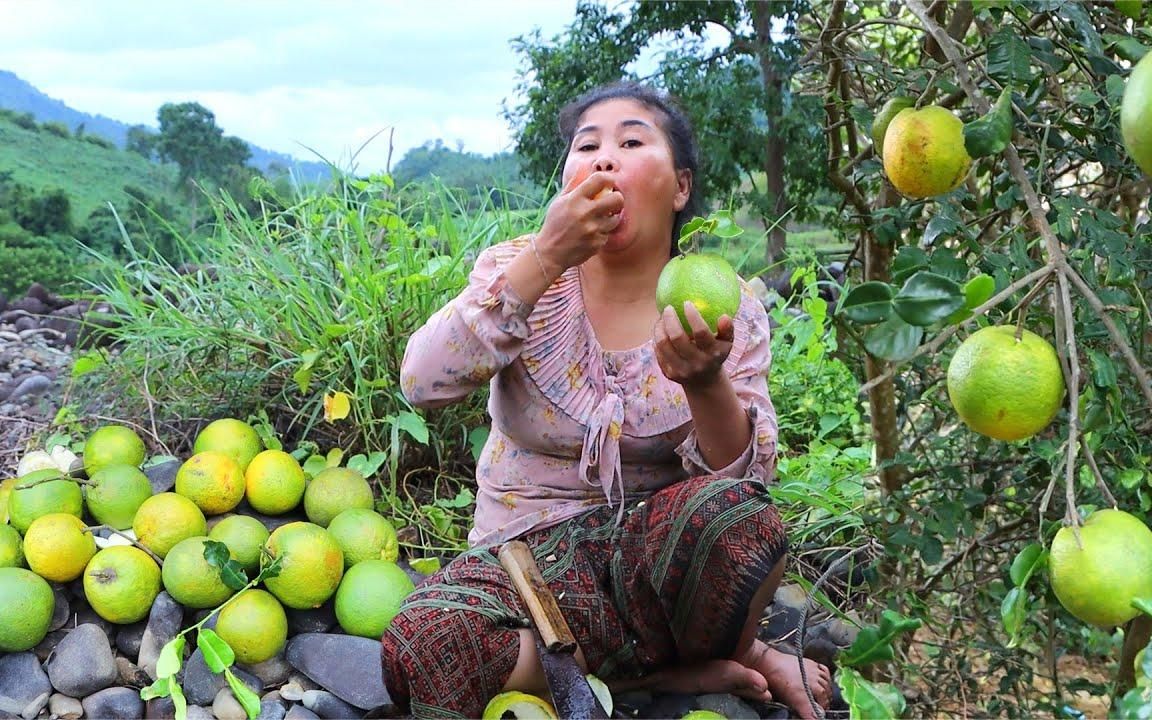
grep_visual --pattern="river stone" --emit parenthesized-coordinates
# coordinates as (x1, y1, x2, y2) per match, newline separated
(284, 706, 320, 720)
(145, 695, 176, 719)
(47, 693, 82, 719)
(301, 689, 360, 719)
(285, 633, 391, 711)
(0, 653, 52, 720)
(182, 648, 263, 706)
(48, 586, 70, 632)
(82, 687, 144, 719)
(284, 604, 336, 635)
(185, 706, 215, 720)
(138, 592, 185, 680)
(115, 620, 148, 660)
(143, 460, 181, 494)
(213, 688, 247, 720)
(45, 623, 118, 697)
(242, 653, 292, 688)
(257, 697, 288, 720)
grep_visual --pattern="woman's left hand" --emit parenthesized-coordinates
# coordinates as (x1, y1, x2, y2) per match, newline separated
(654, 302, 734, 390)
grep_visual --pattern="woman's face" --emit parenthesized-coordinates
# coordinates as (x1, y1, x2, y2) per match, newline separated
(562, 98, 692, 256)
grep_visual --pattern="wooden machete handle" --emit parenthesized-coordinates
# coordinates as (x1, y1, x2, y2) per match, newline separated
(498, 540, 577, 654)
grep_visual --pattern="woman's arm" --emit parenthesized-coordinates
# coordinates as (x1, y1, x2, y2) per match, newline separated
(682, 372, 753, 470)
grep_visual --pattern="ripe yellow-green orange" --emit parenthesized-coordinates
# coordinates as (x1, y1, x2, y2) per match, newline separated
(327, 508, 399, 568)
(334, 559, 415, 638)
(0, 524, 24, 568)
(656, 254, 742, 334)
(23, 513, 96, 583)
(871, 96, 915, 157)
(176, 451, 245, 516)
(208, 514, 269, 573)
(1049, 509, 1152, 627)
(946, 326, 1064, 441)
(161, 536, 235, 609)
(681, 713, 728, 720)
(86, 464, 153, 530)
(244, 450, 306, 515)
(83, 424, 146, 476)
(193, 418, 263, 472)
(1122, 50, 1152, 176)
(262, 522, 344, 609)
(83, 546, 162, 624)
(0, 476, 18, 524)
(7, 470, 83, 534)
(882, 105, 972, 198)
(133, 492, 208, 559)
(215, 589, 288, 665)
(303, 467, 374, 528)
(482, 691, 557, 720)
(0, 567, 55, 652)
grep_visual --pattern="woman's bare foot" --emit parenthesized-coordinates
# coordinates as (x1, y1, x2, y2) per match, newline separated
(738, 639, 832, 719)
(608, 658, 773, 702)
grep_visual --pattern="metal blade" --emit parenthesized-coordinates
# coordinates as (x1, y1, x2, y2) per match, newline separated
(536, 635, 608, 719)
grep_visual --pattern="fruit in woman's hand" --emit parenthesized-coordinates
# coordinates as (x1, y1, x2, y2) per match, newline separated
(656, 253, 742, 334)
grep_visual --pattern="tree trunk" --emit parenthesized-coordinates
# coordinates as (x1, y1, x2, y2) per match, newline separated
(751, 1, 789, 266)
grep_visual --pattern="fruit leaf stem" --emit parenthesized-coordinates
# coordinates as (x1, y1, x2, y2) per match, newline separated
(84, 524, 164, 566)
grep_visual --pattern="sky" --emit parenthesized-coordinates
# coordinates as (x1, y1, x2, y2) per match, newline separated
(0, 0, 582, 174)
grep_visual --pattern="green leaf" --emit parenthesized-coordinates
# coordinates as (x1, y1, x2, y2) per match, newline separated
(964, 86, 1015, 159)
(140, 676, 173, 701)
(1001, 586, 1027, 648)
(323, 323, 350, 338)
(1088, 349, 1118, 389)
(155, 636, 186, 679)
(922, 215, 961, 247)
(302, 454, 328, 478)
(840, 610, 922, 667)
(468, 425, 490, 462)
(987, 30, 1034, 86)
(409, 556, 442, 575)
(837, 667, 907, 720)
(224, 668, 262, 720)
(1121, 468, 1144, 490)
(171, 683, 187, 720)
(1009, 543, 1047, 587)
(292, 349, 322, 394)
(71, 352, 105, 379)
(892, 272, 965, 327)
(1132, 597, 1152, 618)
(256, 548, 284, 582)
(891, 247, 928, 286)
(197, 628, 236, 673)
(863, 316, 923, 362)
(201, 540, 249, 591)
(709, 210, 744, 239)
(963, 274, 996, 309)
(395, 411, 429, 444)
(839, 282, 894, 324)
(325, 447, 345, 468)
(347, 451, 388, 479)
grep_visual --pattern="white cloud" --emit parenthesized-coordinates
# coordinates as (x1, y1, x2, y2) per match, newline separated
(0, 0, 579, 172)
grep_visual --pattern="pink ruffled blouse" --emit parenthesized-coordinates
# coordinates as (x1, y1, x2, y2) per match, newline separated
(400, 236, 779, 547)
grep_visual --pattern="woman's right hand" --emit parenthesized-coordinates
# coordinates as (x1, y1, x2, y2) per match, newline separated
(533, 171, 623, 275)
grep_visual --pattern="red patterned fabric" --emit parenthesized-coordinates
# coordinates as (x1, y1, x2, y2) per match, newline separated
(380, 476, 786, 718)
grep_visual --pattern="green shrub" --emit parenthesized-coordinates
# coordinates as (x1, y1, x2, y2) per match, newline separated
(0, 238, 87, 298)
(40, 121, 70, 139)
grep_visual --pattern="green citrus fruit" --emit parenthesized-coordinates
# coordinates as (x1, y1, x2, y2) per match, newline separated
(193, 418, 263, 472)
(482, 691, 557, 719)
(883, 105, 972, 198)
(8, 470, 83, 534)
(0, 476, 19, 524)
(83, 425, 146, 476)
(871, 96, 916, 157)
(215, 589, 288, 665)
(262, 522, 344, 609)
(327, 509, 399, 568)
(83, 545, 162, 624)
(23, 513, 96, 583)
(244, 450, 306, 515)
(1049, 509, 1152, 627)
(303, 467, 374, 528)
(161, 536, 236, 609)
(0, 567, 55, 652)
(334, 559, 415, 638)
(1122, 50, 1152, 176)
(176, 451, 245, 516)
(86, 464, 153, 530)
(0, 524, 24, 568)
(681, 713, 728, 720)
(208, 515, 270, 573)
(656, 254, 742, 334)
(946, 325, 1065, 441)
(133, 492, 208, 559)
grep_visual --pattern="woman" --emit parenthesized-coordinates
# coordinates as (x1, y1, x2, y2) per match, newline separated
(385, 81, 831, 719)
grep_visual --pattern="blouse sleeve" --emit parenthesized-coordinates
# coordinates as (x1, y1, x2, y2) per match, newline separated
(400, 241, 533, 409)
(675, 294, 779, 482)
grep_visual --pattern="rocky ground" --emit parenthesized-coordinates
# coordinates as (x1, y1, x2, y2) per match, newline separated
(0, 284, 855, 719)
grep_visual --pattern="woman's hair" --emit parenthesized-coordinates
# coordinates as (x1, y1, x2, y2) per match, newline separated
(557, 81, 700, 255)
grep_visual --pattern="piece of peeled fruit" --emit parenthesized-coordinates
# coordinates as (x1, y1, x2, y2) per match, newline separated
(481, 691, 558, 719)
(586, 674, 614, 715)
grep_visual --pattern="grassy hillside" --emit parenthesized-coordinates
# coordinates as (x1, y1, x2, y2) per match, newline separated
(0, 113, 180, 222)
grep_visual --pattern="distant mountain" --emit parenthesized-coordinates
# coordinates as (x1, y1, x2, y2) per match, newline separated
(0, 70, 330, 181)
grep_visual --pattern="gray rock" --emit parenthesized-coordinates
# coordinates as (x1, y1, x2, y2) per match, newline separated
(115, 621, 148, 660)
(185, 706, 215, 720)
(182, 648, 262, 706)
(144, 695, 176, 720)
(71, 604, 116, 643)
(139, 592, 185, 680)
(697, 693, 760, 720)
(613, 689, 652, 718)
(284, 604, 336, 636)
(115, 656, 152, 688)
(32, 629, 68, 664)
(47, 693, 82, 719)
(640, 692, 697, 719)
(302, 690, 360, 719)
(242, 653, 292, 688)
(143, 460, 181, 495)
(48, 586, 70, 632)
(285, 634, 391, 711)
(808, 612, 861, 648)
(45, 623, 119, 697)
(257, 697, 288, 720)
(81, 687, 144, 720)
(285, 706, 320, 720)
(0, 653, 52, 720)
(213, 688, 247, 720)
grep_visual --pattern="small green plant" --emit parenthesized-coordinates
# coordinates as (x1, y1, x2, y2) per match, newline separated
(836, 610, 923, 719)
